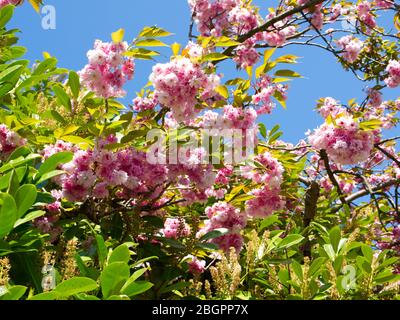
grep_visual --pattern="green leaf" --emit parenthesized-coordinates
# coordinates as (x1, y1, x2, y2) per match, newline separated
(54, 277, 98, 297)
(139, 26, 172, 38)
(276, 234, 304, 250)
(121, 281, 153, 297)
(61, 135, 93, 146)
(0, 154, 41, 174)
(0, 5, 14, 29)
(309, 257, 327, 277)
(131, 256, 158, 269)
(0, 167, 26, 191)
(7, 146, 31, 162)
(200, 228, 229, 242)
(264, 48, 276, 63)
(329, 226, 341, 253)
(36, 170, 65, 185)
(136, 39, 168, 47)
(121, 268, 148, 292)
(0, 286, 27, 300)
(274, 70, 302, 78)
(100, 262, 130, 299)
(75, 294, 101, 301)
(202, 53, 228, 62)
(7, 169, 19, 196)
(214, 37, 240, 47)
(29, 291, 58, 301)
(259, 215, 279, 232)
(124, 48, 160, 59)
(259, 123, 267, 139)
(0, 193, 17, 238)
(159, 281, 189, 294)
(361, 245, 373, 263)
(49, 110, 67, 125)
(39, 151, 73, 176)
(121, 130, 148, 144)
(323, 244, 336, 261)
(53, 85, 72, 112)
(108, 244, 130, 265)
(273, 91, 287, 109)
(359, 119, 382, 131)
(15, 184, 37, 219)
(374, 270, 400, 285)
(291, 260, 303, 281)
(215, 85, 229, 99)
(33, 58, 57, 75)
(68, 71, 80, 99)
(28, 0, 42, 13)
(95, 234, 108, 268)
(0, 64, 24, 83)
(107, 295, 130, 300)
(14, 210, 46, 228)
(111, 28, 125, 43)
(275, 54, 299, 64)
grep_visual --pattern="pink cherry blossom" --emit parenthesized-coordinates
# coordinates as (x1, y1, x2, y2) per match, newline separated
(0, 125, 26, 160)
(357, 1, 376, 29)
(384, 60, 400, 88)
(336, 36, 364, 64)
(79, 40, 135, 98)
(162, 218, 191, 239)
(149, 57, 220, 123)
(0, 0, 21, 8)
(198, 201, 247, 253)
(187, 256, 206, 274)
(308, 114, 377, 165)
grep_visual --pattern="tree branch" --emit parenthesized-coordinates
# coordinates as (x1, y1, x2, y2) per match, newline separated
(219, 0, 327, 58)
(320, 149, 348, 206)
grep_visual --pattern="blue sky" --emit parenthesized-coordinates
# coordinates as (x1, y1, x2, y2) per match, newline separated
(8, 0, 400, 144)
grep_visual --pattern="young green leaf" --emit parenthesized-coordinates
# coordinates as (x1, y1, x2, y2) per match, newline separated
(14, 184, 37, 219)
(100, 262, 130, 298)
(53, 85, 72, 113)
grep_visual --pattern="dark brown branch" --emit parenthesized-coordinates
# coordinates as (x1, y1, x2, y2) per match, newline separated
(320, 149, 348, 206)
(302, 181, 320, 258)
(218, 0, 327, 59)
(330, 178, 400, 214)
(375, 144, 400, 167)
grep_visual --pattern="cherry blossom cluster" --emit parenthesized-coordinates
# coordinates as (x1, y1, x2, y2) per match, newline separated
(187, 256, 206, 274)
(336, 36, 364, 64)
(0, 0, 21, 8)
(375, 0, 394, 9)
(305, 154, 346, 193)
(201, 105, 258, 131)
(252, 76, 288, 115)
(357, 1, 376, 29)
(168, 147, 217, 204)
(246, 186, 286, 218)
(317, 97, 346, 119)
(233, 39, 259, 69)
(0, 125, 25, 160)
(79, 40, 135, 98)
(385, 60, 400, 88)
(308, 114, 378, 165)
(132, 95, 158, 112)
(188, 0, 258, 37)
(161, 218, 191, 239)
(149, 57, 220, 123)
(198, 201, 247, 253)
(44, 136, 168, 202)
(232, 13, 296, 68)
(254, 13, 297, 48)
(377, 225, 400, 256)
(242, 151, 285, 218)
